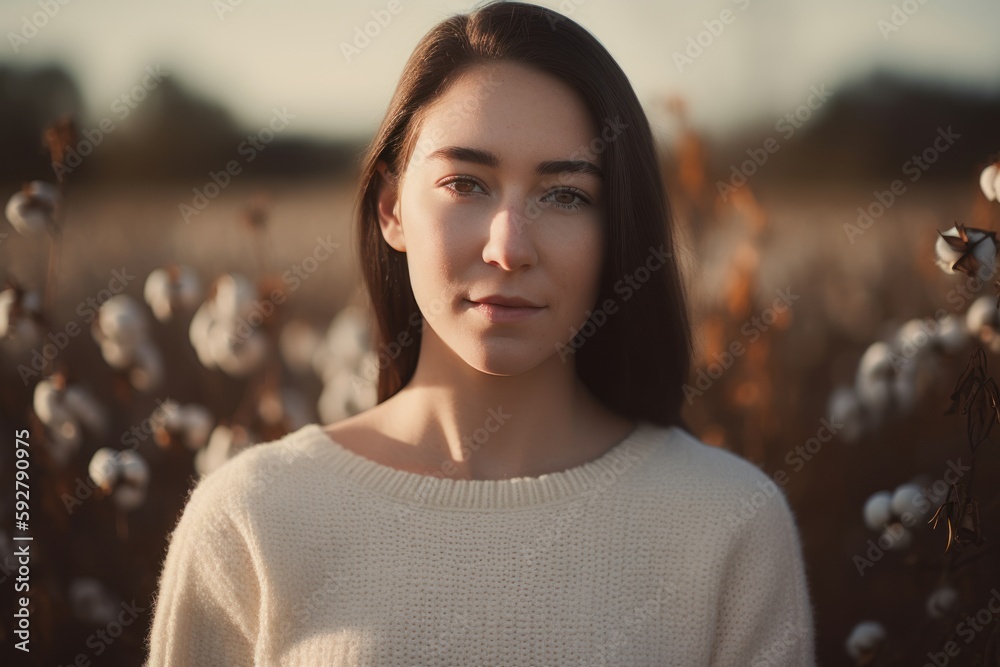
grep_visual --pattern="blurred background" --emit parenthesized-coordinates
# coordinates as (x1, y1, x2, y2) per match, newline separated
(2, 0, 1000, 664)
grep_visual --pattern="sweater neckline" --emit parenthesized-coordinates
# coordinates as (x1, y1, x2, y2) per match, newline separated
(297, 420, 666, 510)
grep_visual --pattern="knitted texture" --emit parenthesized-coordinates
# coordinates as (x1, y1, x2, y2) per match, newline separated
(144, 420, 817, 666)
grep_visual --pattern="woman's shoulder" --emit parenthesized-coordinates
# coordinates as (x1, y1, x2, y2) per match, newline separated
(188, 423, 331, 509)
(639, 423, 798, 527)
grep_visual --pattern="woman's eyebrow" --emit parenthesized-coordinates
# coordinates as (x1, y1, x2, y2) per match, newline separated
(425, 145, 603, 180)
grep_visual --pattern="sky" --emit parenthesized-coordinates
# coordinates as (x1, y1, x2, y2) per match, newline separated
(3, 0, 999, 143)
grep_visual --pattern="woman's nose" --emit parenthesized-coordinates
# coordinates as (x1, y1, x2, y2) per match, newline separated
(481, 201, 538, 271)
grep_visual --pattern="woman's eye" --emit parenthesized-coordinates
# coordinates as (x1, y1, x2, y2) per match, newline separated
(542, 188, 590, 211)
(442, 178, 590, 211)
(442, 177, 485, 197)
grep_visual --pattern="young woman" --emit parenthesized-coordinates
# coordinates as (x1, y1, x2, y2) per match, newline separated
(145, 2, 817, 665)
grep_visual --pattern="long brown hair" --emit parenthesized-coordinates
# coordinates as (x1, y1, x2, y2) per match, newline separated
(352, 0, 692, 430)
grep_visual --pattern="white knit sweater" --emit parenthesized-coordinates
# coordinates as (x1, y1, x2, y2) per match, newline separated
(144, 420, 817, 666)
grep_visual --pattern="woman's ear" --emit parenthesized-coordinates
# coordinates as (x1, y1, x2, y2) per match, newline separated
(375, 160, 405, 253)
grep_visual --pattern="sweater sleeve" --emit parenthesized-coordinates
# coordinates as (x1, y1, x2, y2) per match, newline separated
(144, 470, 260, 666)
(708, 486, 817, 667)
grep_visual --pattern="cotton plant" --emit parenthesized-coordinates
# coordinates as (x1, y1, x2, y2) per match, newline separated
(826, 315, 969, 443)
(842, 159, 1000, 661)
(934, 223, 997, 277)
(143, 264, 203, 323)
(311, 304, 374, 382)
(188, 272, 267, 378)
(862, 480, 947, 553)
(4, 180, 60, 236)
(312, 305, 379, 423)
(92, 294, 164, 392)
(32, 375, 109, 467)
(0, 282, 44, 352)
(827, 210, 1000, 444)
(861, 492, 910, 552)
(149, 399, 214, 451)
(87, 447, 150, 511)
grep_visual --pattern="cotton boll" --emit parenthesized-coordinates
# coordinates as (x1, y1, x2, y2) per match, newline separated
(845, 621, 886, 661)
(981, 162, 1000, 201)
(211, 328, 267, 377)
(212, 273, 256, 321)
(144, 265, 203, 322)
(5, 181, 59, 235)
(35, 381, 84, 465)
(151, 400, 213, 450)
(88, 448, 121, 491)
(313, 305, 373, 380)
(113, 450, 149, 510)
(935, 233, 964, 276)
(68, 578, 118, 626)
(0, 287, 42, 341)
(117, 450, 148, 487)
(827, 386, 865, 443)
(966, 295, 1000, 349)
(935, 225, 997, 277)
(894, 319, 935, 362)
(863, 491, 893, 531)
(891, 483, 927, 521)
(855, 342, 895, 415)
(857, 342, 894, 384)
(926, 586, 959, 619)
(97, 295, 149, 351)
(0, 289, 13, 337)
(152, 399, 184, 432)
(933, 314, 969, 354)
(966, 295, 1000, 333)
(188, 301, 218, 369)
(144, 269, 172, 322)
(33, 378, 71, 426)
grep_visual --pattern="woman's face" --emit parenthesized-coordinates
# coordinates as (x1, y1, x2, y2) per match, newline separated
(377, 60, 606, 376)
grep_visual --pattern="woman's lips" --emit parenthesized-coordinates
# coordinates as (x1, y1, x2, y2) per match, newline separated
(466, 300, 545, 323)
